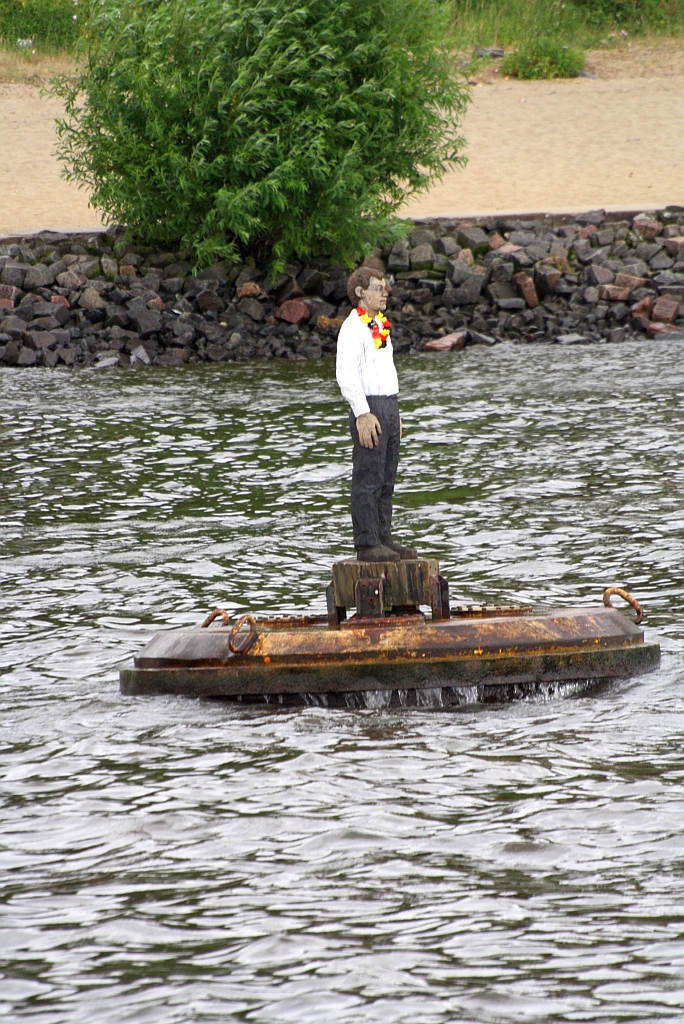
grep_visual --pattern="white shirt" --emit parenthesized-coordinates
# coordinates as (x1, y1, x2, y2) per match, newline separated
(336, 308, 399, 418)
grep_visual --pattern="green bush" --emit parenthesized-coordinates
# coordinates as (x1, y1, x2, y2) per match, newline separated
(53, 0, 469, 270)
(500, 37, 586, 79)
(0, 0, 80, 51)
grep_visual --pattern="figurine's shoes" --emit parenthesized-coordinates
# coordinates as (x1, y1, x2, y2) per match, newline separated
(385, 540, 418, 560)
(356, 545, 400, 562)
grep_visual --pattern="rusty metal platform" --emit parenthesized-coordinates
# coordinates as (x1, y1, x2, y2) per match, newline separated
(120, 602, 660, 706)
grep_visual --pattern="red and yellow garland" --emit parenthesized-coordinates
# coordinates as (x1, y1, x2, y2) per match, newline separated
(356, 306, 391, 349)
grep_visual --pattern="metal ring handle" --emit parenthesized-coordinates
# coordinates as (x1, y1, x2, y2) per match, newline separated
(228, 614, 258, 654)
(201, 608, 231, 628)
(603, 587, 643, 625)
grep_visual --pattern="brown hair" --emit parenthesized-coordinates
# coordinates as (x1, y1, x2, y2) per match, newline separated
(346, 259, 387, 305)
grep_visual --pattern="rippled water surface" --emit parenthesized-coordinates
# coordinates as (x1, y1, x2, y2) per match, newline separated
(2, 341, 684, 1022)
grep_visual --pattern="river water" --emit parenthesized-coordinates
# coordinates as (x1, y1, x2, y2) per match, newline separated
(2, 340, 684, 1022)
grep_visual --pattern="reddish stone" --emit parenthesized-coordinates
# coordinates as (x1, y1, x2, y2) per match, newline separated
(487, 232, 506, 250)
(652, 295, 680, 324)
(316, 316, 345, 338)
(0, 284, 21, 302)
(0, 297, 14, 311)
(197, 289, 225, 313)
(540, 254, 570, 274)
(663, 225, 682, 238)
(237, 281, 265, 300)
(599, 284, 632, 302)
(577, 224, 598, 240)
(512, 271, 539, 308)
(631, 295, 654, 319)
(51, 295, 70, 308)
(147, 296, 165, 312)
(423, 331, 468, 352)
(496, 242, 522, 255)
(647, 321, 679, 338)
(457, 248, 474, 266)
(275, 299, 310, 325)
(614, 273, 645, 292)
(634, 218, 662, 240)
(663, 236, 684, 256)
(119, 265, 137, 277)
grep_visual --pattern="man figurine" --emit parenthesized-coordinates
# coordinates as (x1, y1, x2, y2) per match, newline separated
(336, 261, 417, 563)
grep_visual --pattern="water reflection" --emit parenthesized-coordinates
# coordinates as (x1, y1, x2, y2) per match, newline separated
(1, 341, 684, 1021)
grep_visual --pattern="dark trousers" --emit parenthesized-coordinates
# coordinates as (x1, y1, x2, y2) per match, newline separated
(349, 395, 401, 550)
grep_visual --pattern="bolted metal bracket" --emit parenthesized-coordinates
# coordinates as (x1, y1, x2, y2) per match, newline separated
(429, 574, 451, 621)
(355, 577, 385, 618)
(326, 581, 347, 630)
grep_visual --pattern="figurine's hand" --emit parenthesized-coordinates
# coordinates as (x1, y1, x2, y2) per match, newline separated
(356, 413, 382, 449)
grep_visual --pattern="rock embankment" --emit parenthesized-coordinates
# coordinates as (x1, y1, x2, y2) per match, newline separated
(1, 207, 683, 369)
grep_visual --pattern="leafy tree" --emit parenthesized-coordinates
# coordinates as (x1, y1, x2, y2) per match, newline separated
(54, 0, 469, 269)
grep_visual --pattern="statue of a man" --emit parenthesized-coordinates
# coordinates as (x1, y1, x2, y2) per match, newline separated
(336, 263, 417, 563)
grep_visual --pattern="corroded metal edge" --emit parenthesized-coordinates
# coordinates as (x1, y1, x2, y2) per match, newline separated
(120, 642, 660, 699)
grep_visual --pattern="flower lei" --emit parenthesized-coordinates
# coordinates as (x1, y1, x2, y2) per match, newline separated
(356, 306, 391, 349)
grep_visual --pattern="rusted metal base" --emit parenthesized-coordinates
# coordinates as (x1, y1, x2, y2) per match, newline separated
(120, 603, 660, 705)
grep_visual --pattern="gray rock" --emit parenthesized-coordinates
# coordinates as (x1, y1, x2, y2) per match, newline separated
(129, 306, 161, 337)
(79, 287, 107, 311)
(161, 277, 185, 295)
(468, 330, 499, 346)
(0, 316, 27, 340)
(171, 321, 196, 346)
(447, 259, 473, 285)
(457, 227, 489, 255)
(650, 252, 674, 271)
(485, 280, 517, 303)
(623, 260, 650, 278)
(509, 231, 537, 247)
(556, 333, 588, 345)
(497, 297, 526, 310)
(17, 346, 37, 366)
(573, 210, 606, 227)
(1, 263, 29, 288)
(409, 244, 436, 271)
(447, 275, 485, 306)
(525, 243, 551, 262)
(474, 47, 504, 58)
(130, 344, 151, 366)
(94, 354, 121, 369)
(79, 257, 101, 278)
(163, 262, 192, 279)
(237, 297, 265, 322)
(23, 263, 56, 290)
(584, 286, 599, 304)
(409, 228, 437, 248)
(435, 236, 459, 257)
(387, 240, 410, 273)
(101, 257, 118, 280)
(588, 265, 614, 286)
(635, 242, 662, 261)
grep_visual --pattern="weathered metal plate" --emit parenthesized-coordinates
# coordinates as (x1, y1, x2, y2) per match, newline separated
(122, 605, 660, 700)
(332, 558, 439, 608)
(120, 642, 660, 699)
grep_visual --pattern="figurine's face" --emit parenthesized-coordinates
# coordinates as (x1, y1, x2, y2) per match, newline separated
(355, 276, 390, 315)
